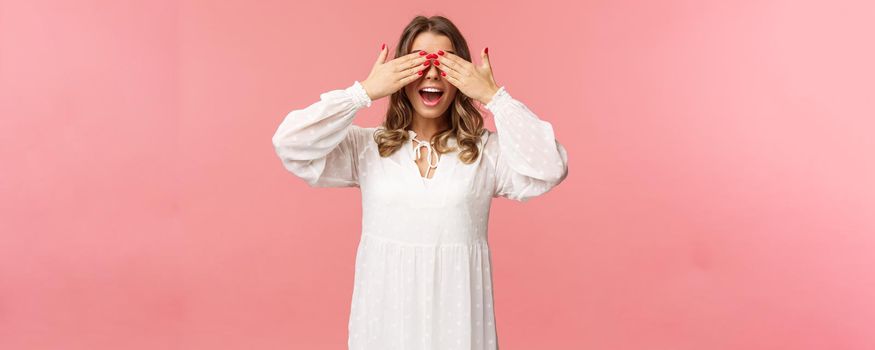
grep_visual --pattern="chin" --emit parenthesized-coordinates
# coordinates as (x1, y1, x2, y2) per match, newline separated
(414, 107, 450, 118)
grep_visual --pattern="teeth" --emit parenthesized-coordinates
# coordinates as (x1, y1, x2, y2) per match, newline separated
(420, 87, 443, 93)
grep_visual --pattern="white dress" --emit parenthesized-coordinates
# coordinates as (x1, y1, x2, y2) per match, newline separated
(271, 80, 569, 349)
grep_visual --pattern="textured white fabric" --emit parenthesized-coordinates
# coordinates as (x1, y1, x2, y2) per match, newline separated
(272, 80, 569, 349)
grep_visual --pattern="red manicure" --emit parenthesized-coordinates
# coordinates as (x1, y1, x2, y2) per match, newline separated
(485, 47, 488, 54)
(423, 61, 430, 66)
(419, 51, 427, 56)
(440, 71, 446, 77)
(438, 50, 445, 56)
(426, 54, 438, 59)
(381, 43, 386, 50)
(418, 70, 424, 76)
(433, 60, 440, 66)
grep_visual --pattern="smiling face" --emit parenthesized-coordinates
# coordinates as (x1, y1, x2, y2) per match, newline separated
(403, 32, 458, 120)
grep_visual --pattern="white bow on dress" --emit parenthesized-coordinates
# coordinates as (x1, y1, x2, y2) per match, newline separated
(412, 137, 440, 178)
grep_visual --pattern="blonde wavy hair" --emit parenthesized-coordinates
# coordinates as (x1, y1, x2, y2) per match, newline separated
(373, 15, 486, 164)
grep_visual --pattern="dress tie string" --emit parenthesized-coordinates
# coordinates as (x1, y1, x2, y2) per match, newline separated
(412, 137, 440, 178)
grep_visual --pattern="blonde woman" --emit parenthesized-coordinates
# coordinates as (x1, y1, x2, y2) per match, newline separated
(272, 15, 568, 349)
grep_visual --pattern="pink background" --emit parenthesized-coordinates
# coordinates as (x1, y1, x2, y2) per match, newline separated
(2, 0, 874, 349)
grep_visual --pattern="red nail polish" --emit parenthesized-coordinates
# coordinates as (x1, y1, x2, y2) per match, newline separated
(438, 50, 444, 56)
(485, 47, 488, 54)
(418, 70, 424, 76)
(433, 60, 440, 66)
(440, 71, 446, 77)
(419, 51, 426, 56)
(381, 43, 386, 50)
(425, 54, 437, 59)
(423, 61, 430, 66)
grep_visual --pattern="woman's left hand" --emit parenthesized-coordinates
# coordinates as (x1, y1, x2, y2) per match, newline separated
(435, 48, 500, 105)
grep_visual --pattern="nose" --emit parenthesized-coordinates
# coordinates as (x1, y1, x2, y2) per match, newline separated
(423, 62, 441, 80)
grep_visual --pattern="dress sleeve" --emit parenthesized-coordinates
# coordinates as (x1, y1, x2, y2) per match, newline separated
(271, 80, 373, 188)
(482, 86, 569, 202)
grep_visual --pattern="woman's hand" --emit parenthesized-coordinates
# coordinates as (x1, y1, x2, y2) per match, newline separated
(360, 44, 430, 101)
(434, 48, 500, 105)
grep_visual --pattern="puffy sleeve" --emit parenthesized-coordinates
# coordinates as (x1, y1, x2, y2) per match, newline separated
(482, 86, 569, 202)
(271, 80, 373, 188)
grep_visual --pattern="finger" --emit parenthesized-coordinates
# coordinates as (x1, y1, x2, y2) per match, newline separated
(435, 56, 468, 76)
(393, 50, 428, 65)
(398, 67, 425, 86)
(400, 61, 428, 80)
(442, 70, 463, 89)
(480, 47, 491, 70)
(388, 52, 425, 72)
(435, 58, 462, 77)
(437, 50, 471, 68)
(397, 55, 430, 72)
(376, 43, 388, 64)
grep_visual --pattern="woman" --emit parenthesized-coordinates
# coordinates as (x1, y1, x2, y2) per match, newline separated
(272, 15, 568, 349)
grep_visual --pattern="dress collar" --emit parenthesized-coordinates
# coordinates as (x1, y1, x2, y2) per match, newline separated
(407, 129, 458, 148)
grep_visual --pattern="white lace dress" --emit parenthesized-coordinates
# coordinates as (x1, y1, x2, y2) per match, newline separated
(271, 80, 569, 349)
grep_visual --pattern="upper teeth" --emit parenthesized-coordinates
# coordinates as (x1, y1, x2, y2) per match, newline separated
(421, 87, 442, 93)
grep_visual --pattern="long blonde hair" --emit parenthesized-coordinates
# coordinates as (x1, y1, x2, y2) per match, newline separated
(374, 15, 485, 164)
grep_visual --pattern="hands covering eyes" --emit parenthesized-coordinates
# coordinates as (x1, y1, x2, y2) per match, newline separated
(361, 45, 499, 104)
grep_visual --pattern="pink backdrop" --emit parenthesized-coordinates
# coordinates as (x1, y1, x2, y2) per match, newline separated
(2, 0, 874, 349)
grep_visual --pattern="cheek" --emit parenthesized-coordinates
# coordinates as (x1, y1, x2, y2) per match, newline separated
(404, 86, 416, 99)
(445, 89, 458, 101)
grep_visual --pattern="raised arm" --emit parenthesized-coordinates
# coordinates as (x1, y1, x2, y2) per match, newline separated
(271, 80, 373, 188)
(483, 86, 569, 202)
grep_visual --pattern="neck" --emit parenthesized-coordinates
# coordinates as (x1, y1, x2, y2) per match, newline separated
(409, 114, 449, 140)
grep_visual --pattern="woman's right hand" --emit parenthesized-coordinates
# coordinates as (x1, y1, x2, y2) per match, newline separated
(360, 44, 430, 101)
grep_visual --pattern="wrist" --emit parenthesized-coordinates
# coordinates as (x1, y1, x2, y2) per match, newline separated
(480, 85, 500, 105)
(360, 79, 377, 100)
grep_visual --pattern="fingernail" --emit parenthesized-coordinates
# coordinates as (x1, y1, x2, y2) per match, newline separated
(423, 61, 430, 66)
(433, 60, 440, 66)
(485, 47, 489, 54)
(418, 70, 424, 76)
(426, 54, 438, 59)
(438, 50, 444, 56)
(381, 43, 385, 50)
(440, 71, 446, 77)
(419, 51, 427, 56)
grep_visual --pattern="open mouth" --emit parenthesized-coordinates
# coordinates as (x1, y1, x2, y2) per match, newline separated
(418, 87, 444, 107)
